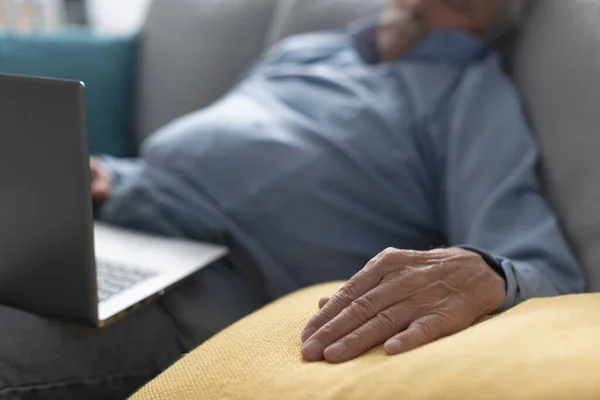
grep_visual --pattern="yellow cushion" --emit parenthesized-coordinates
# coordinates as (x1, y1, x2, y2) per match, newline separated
(131, 282, 600, 400)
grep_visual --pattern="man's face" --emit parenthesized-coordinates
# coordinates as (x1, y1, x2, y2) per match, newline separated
(387, 0, 505, 35)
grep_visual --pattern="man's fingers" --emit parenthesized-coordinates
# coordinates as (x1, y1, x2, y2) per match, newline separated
(301, 266, 383, 343)
(302, 282, 413, 361)
(89, 157, 113, 204)
(89, 157, 104, 177)
(91, 180, 112, 203)
(384, 314, 455, 355)
(321, 302, 412, 363)
(318, 297, 330, 309)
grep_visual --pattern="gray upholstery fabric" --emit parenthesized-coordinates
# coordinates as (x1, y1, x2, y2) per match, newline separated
(135, 0, 387, 144)
(135, 0, 280, 143)
(515, 0, 600, 291)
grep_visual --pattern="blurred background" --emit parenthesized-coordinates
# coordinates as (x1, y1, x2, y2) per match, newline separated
(0, 0, 151, 32)
(0, 0, 154, 157)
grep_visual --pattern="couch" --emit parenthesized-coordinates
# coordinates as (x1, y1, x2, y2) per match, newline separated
(124, 0, 600, 398)
(125, 0, 600, 398)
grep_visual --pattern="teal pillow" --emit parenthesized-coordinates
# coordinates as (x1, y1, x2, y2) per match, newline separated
(0, 28, 139, 156)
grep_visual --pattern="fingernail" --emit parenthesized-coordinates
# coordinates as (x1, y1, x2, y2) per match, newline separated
(324, 342, 347, 362)
(302, 339, 325, 362)
(301, 326, 316, 342)
(384, 339, 403, 355)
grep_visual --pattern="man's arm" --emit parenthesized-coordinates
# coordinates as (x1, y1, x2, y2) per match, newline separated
(440, 55, 585, 310)
(299, 54, 585, 365)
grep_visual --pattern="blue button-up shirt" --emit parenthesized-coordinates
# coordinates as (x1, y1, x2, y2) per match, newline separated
(100, 23, 585, 311)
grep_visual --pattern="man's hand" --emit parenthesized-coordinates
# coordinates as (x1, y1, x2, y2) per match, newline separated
(301, 247, 506, 363)
(90, 157, 114, 204)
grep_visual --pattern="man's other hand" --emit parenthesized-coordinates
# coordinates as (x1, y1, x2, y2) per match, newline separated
(301, 247, 506, 363)
(90, 157, 114, 204)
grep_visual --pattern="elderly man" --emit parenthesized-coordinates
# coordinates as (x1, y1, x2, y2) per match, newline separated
(0, 0, 584, 399)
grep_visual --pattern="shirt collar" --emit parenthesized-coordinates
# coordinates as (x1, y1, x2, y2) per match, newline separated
(349, 18, 490, 65)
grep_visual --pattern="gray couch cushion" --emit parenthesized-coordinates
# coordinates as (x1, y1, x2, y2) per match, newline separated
(135, 0, 387, 145)
(135, 0, 280, 143)
(515, 0, 600, 291)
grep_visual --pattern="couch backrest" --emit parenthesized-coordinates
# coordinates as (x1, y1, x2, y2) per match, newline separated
(136, 0, 600, 290)
(135, 0, 528, 143)
(515, 0, 600, 291)
(135, 0, 386, 143)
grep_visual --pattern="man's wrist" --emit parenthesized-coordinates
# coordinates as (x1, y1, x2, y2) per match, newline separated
(458, 246, 506, 282)
(456, 245, 521, 313)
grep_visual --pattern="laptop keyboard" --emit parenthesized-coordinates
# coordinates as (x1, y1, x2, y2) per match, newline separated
(96, 260, 157, 302)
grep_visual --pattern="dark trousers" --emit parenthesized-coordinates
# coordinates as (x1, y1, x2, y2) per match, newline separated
(0, 261, 266, 399)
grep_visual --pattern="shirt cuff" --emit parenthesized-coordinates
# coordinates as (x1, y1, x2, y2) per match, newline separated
(458, 245, 519, 313)
(100, 155, 146, 192)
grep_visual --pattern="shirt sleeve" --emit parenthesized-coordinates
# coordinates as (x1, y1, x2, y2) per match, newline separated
(439, 55, 585, 312)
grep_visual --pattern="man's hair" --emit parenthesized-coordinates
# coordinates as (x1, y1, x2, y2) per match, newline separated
(486, 0, 534, 40)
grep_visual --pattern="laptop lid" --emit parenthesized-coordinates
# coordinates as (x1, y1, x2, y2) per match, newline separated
(0, 73, 97, 323)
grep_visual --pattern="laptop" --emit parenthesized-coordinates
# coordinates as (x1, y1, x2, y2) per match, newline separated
(0, 73, 228, 327)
